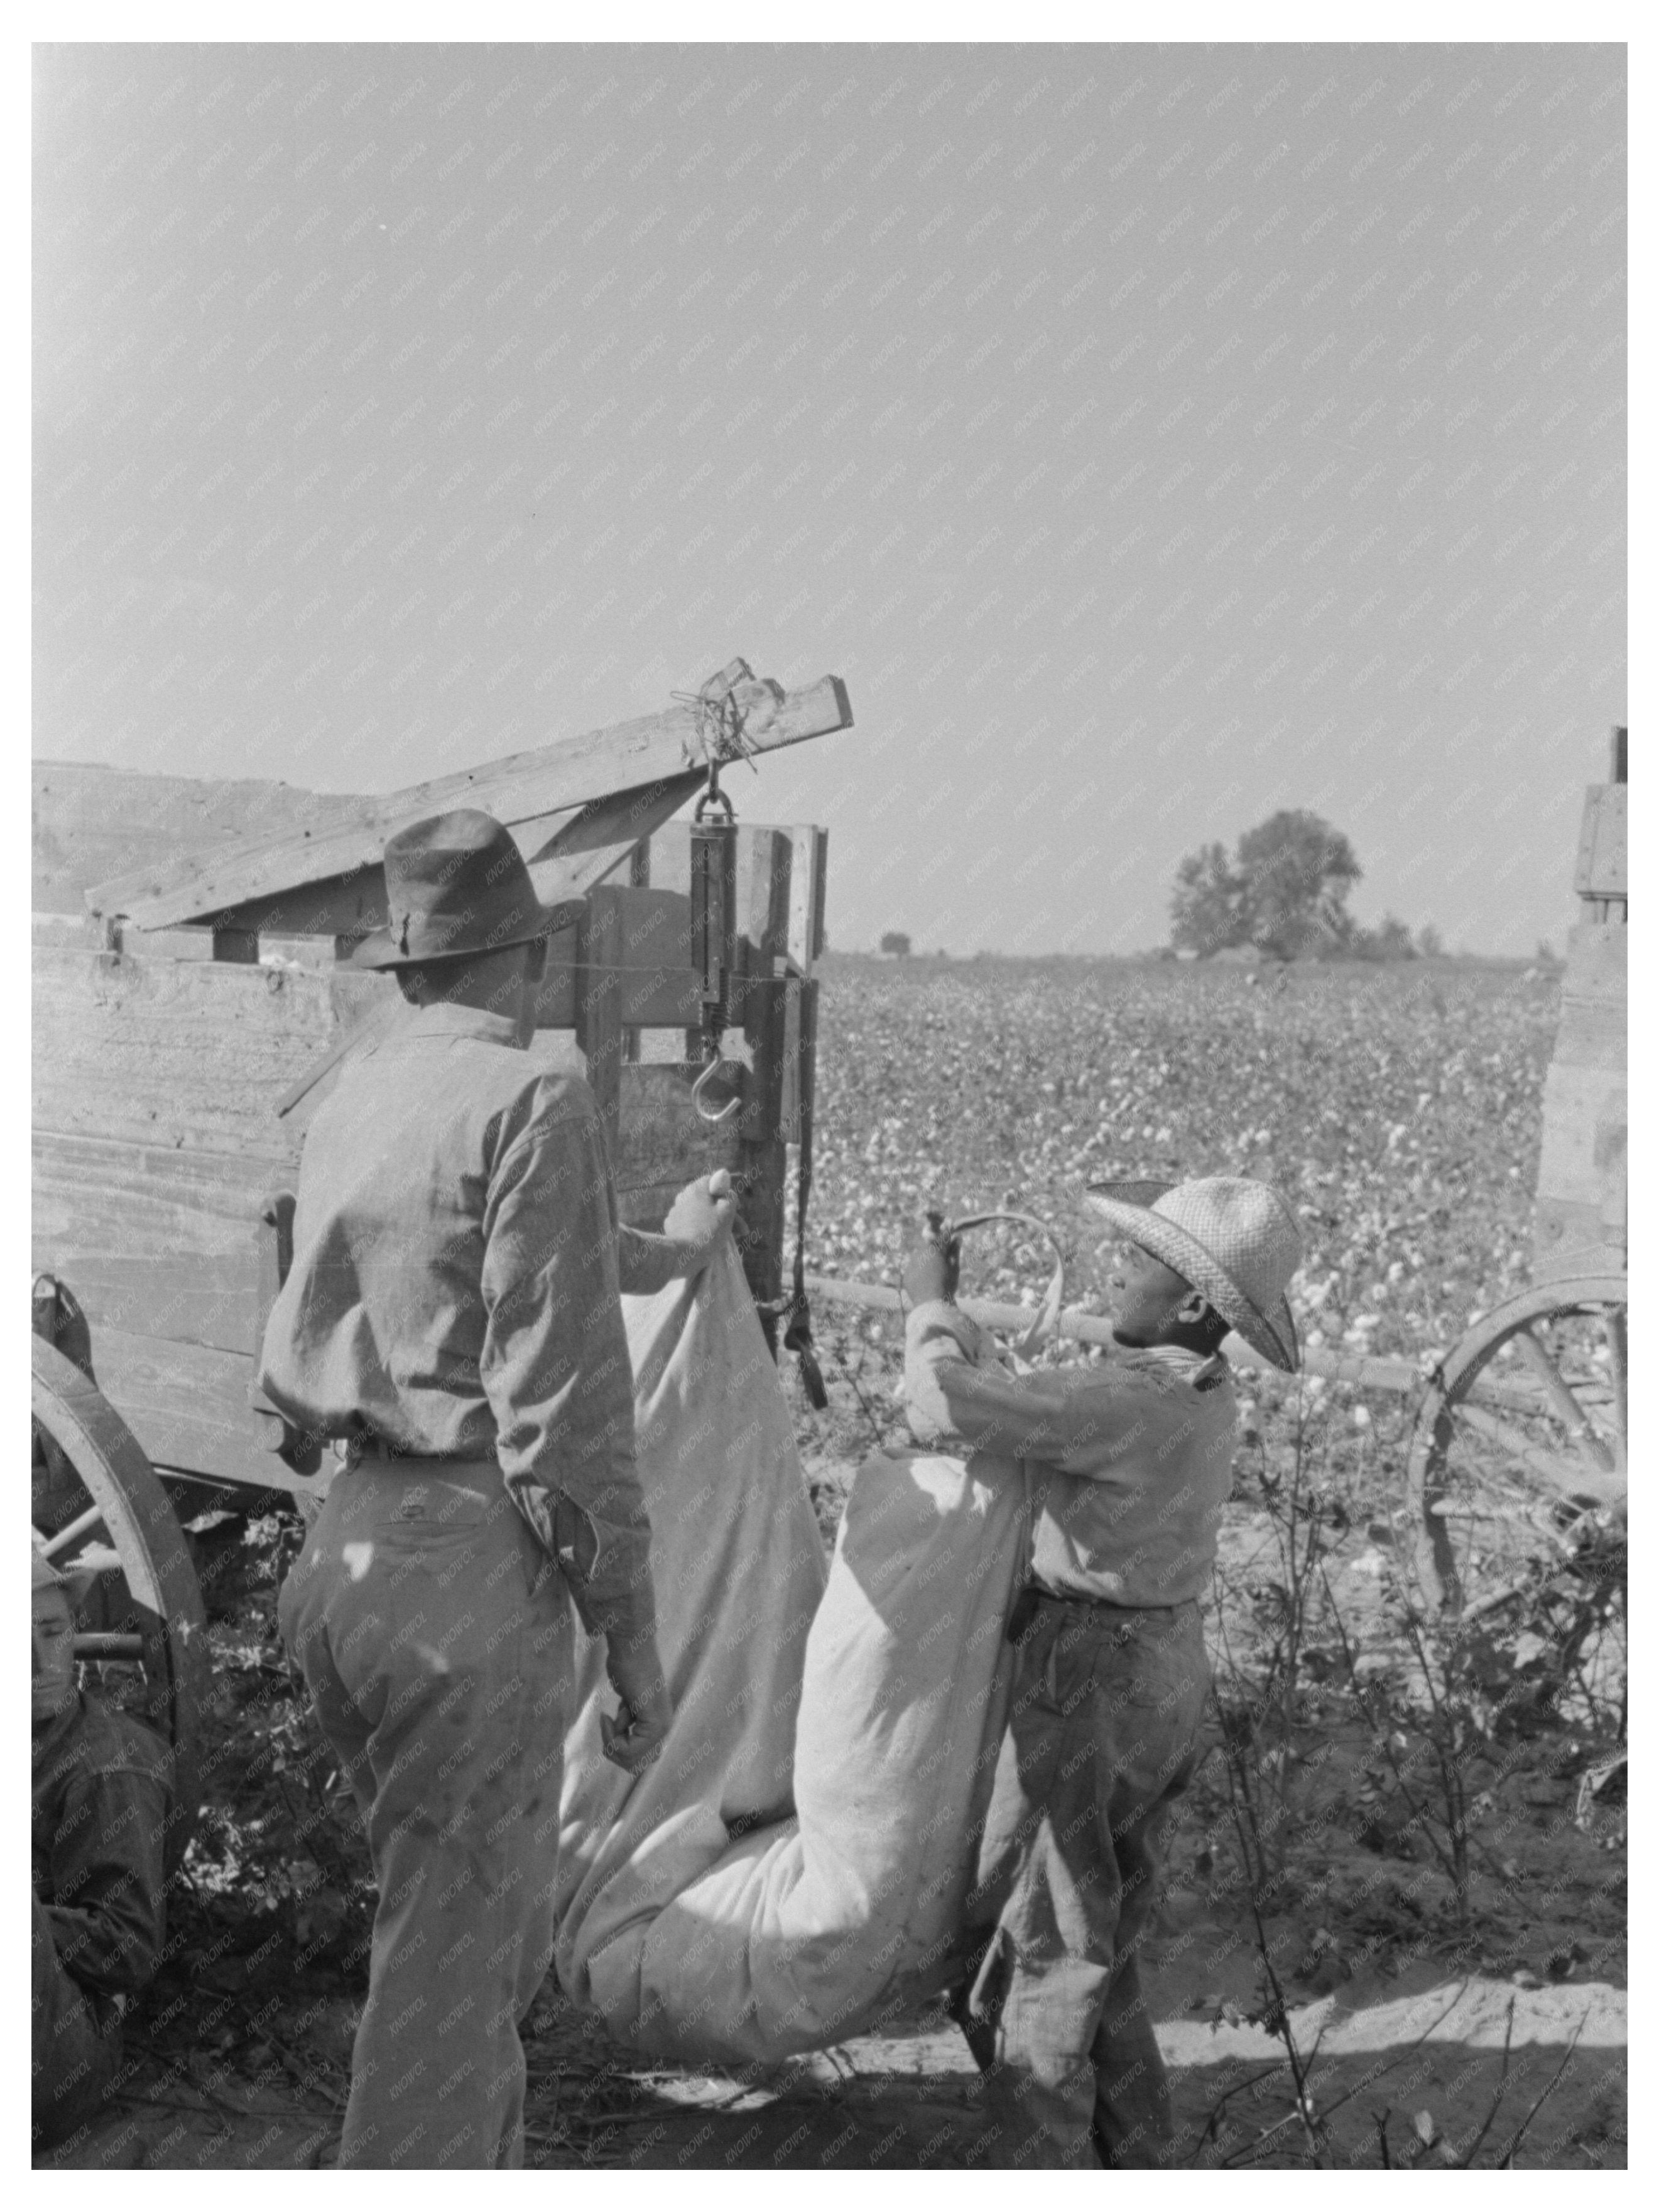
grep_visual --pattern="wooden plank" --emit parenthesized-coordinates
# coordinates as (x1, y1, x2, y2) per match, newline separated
(1537, 1062, 1626, 1175)
(1553, 1000, 1626, 1071)
(520, 769, 706, 864)
(1560, 919, 1626, 1006)
(778, 978, 803, 1142)
(33, 945, 340, 1156)
(1573, 784, 1627, 899)
(79, 1321, 327, 1499)
(1534, 1200, 1624, 1279)
(739, 828, 793, 969)
(786, 827, 829, 975)
(608, 886, 692, 967)
(737, 979, 793, 1139)
(89, 671, 852, 929)
(33, 1249, 259, 1363)
(110, 923, 217, 962)
(37, 1075, 739, 1338)
(33, 1131, 273, 1360)
(192, 773, 704, 945)
(810, 828, 829, 964)
(535, 959, 701, 1033)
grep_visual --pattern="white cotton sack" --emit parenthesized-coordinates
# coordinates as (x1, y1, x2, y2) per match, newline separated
(553, 1237, 1031, 2066)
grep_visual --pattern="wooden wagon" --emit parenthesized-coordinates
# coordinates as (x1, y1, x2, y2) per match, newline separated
(1405, 728, 1627, 1613)
(32, 660, 848, 1853)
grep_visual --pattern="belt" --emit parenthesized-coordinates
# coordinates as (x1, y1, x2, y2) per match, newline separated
(334, 1434, 490, 1471)
(1006, 1586, 1187, 1641)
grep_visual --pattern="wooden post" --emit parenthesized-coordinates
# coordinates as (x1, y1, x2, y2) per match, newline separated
(786, 825, 829, 974)
(575, 887, 626, 1165)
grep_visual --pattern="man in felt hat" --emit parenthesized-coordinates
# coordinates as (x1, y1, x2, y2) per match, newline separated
(900, 1176, 1302, 2170)
(32, 1538, 173, 2150)
(259, 807, 734, 2169)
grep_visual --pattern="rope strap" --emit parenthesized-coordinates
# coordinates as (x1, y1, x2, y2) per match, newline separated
(939, 1210, 1067, 1360)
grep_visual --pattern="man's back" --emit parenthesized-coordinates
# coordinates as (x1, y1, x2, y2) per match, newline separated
(261, 1003, 621, 1449)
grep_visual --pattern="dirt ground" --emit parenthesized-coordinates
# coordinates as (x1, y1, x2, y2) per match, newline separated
(38, 1316, 1626, 2174)
(43, 1962, 1626, 2172)
(42, 1475, 1626, 2172)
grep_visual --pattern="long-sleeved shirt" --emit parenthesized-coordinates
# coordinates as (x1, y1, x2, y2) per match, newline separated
(258, 1001, 675, 1636)
(903, 1300, 1238, 1606)
(32, 1694, 171, 2015)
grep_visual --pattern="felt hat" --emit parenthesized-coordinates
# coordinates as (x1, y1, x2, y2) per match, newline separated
(1085, 1175, 1303, 1372)
(350, 809, 560, 971)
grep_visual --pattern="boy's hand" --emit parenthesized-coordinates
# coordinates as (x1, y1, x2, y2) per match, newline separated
(901, 1222, 961, 1306)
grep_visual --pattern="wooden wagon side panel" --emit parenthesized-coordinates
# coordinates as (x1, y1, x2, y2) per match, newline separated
(32, 939, 802, 1485)
(35, 704, 837, 1486)
(1533, 919, 1626, 1281)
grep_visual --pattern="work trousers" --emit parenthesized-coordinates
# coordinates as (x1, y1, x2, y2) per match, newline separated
(32, 1892, 121, 2152)
(279, 1459, 575, 2169)
(955, 1593, 1209, 2169)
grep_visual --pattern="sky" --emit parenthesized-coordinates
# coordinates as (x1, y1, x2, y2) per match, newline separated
(33, 40, 1626, 955)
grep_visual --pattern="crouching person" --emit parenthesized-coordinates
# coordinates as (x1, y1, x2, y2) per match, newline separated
(901, 1178, 1302, 2169)
(32, 1542, 171, 2152)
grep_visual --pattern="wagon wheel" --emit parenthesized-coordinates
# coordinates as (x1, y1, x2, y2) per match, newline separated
(1404, 1274, 1627, 1619)
(31, 1331, 209, 1873)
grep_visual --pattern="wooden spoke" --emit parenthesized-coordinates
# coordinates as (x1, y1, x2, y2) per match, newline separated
(39, 1500, 108, 1558)
(1452, 1401, 1624, 1508)
(31, 1333, 208, 1873)
(1512, 1327, 1616, 1472)
(1606, 1307, 1628, 1446)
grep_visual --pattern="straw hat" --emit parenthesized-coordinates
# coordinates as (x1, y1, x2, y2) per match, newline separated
(1085, 1175, 1303, 1372)
(350, 809, 563, 971)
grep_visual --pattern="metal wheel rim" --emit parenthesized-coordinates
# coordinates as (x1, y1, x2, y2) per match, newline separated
(1405, 1273, 1627, 1615)
(32, 1333, 209, 1872)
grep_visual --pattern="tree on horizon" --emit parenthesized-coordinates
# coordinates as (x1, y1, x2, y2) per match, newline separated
(1170, 810, 1364, 959)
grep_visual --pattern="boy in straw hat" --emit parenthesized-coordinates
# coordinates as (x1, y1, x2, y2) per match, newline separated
(901, 1174, 1302, 2169)
(32, 1537, 173, 2149)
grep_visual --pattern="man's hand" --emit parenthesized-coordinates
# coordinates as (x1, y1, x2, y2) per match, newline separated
(901, 1218, 961, 1308)
(602, 1642, 673, 1775)
(661, 1168, 736, 1277)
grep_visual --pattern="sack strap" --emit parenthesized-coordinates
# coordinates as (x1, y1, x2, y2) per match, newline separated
(758, 979, 829, 1410)
(942, 1210, 1067, 1358)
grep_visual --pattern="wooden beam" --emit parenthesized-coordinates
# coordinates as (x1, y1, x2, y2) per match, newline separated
(75, 1321, 330, 1501)
(520, 769, 706, 863)
(139, 780, 701, 947)
(87, 670, 852, 930)
(787, 827, 830, 976)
